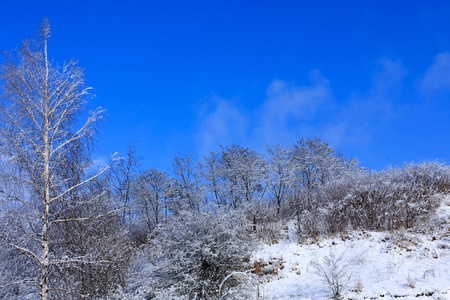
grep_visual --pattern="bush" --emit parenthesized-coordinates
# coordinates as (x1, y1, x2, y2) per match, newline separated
(310, 248, 350, 299)
(129, 207, 256, 299)
(294, 162, 450, 237)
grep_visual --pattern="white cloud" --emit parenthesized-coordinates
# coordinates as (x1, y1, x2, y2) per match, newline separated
(256, 70, 334, 146)
(196, 95, 248, 155)
(325, 59, 407, 147)
(419, 52, 450, 94)
(195, 61, 407, 156)
(372, 58, 408, 95)
(264, 70, 332, 121)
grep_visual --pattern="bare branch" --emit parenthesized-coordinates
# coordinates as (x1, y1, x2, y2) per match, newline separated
(0, 233, 43, 269)
(49, 158, 113, 204)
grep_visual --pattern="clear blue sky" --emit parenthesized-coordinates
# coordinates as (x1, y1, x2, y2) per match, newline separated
(1, 1, 450, 171)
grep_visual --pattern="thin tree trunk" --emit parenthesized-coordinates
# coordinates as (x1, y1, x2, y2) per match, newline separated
(41, 33, 50, 300)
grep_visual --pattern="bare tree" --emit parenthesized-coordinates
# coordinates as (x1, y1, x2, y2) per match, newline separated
(134, 168, 170, 232)
(203, 151, 228, 208)
(291, 138, 358, 212)
(0, 19, 111, 300)
(112, 142, 141, 224)
(265, 144, 295, 216)
(203, 145, 266, 209)
(168, 154, 204, 214)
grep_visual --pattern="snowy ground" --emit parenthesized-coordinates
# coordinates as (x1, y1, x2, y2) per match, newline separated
(251, 196, 450, 299)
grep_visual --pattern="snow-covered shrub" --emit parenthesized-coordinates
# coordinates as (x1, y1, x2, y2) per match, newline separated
(310, 248, 350, 299)
(294, 162, 450, 236)
(401, 161, 450, 194)
(354, 277, 364, 293)
(406, 273, 416, 289)
(342, 163, 446, 231)
(132, 207, 256, 299)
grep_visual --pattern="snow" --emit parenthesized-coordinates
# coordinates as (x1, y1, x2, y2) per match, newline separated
(251, 196, 450, 299)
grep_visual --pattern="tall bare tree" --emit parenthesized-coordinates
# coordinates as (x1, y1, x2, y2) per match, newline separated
(203, 145, 266, 209)
(134, 168, 170, 232)
(265, 144, 295, 216)
(112, 142, 141, 224)
(168, 154, 203, 213)
(0, 19, 110, 300)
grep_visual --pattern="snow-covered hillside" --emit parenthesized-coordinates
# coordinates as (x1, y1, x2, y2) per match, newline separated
(251, 195, 450, 299)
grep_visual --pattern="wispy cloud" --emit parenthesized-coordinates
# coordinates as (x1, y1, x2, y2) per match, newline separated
(326, 59, 407, 146)
(195, 59, 408, 156)
(195, 95, 248, 155)
(255, 69, 334, 146)
(419, 52, 450, 94)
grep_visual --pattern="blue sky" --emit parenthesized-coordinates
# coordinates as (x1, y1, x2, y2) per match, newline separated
(1, 1, 450, 171)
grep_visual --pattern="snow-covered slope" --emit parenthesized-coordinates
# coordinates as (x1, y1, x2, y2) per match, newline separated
(251, 195, 450, 299)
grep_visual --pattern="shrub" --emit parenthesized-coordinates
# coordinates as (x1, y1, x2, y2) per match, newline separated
(131, 207, 256, 299)
(294, 162, 450, 237)
(310, 248, 350, 299)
